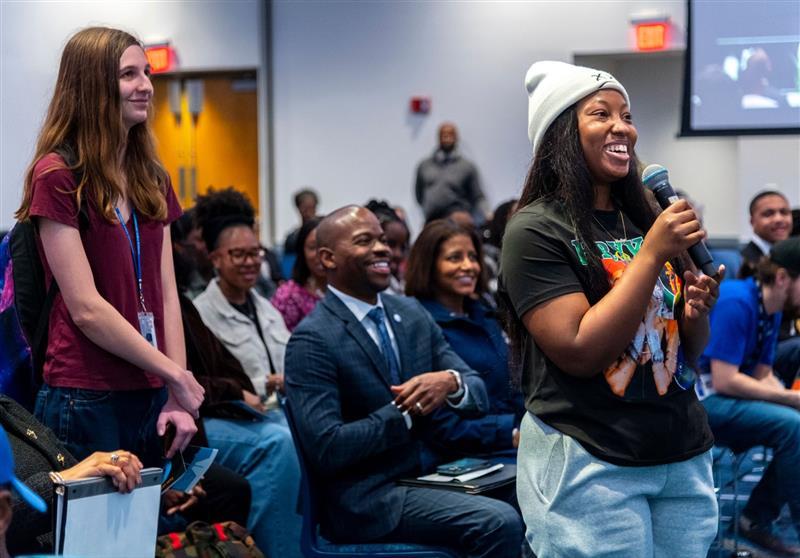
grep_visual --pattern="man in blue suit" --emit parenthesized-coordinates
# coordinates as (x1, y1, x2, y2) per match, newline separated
(285, 206, 523, 557)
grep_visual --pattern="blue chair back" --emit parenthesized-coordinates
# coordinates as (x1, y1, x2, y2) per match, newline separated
(709, 248, 742, 280)
(283, 400, 459, 558)
(282, 253, 297, 282)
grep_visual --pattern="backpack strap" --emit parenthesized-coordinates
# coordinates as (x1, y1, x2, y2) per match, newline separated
(26, 145, 88, 380)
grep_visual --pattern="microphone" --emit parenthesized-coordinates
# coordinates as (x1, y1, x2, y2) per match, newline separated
(641, 164, 718, 278)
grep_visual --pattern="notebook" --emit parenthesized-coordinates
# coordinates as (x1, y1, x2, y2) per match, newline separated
(398, 464, 517, 495)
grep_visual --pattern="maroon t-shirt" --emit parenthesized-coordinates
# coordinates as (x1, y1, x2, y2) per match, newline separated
(28, 153, 182, 390)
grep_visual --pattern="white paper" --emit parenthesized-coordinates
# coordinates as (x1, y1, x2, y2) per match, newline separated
(57, 469, 161, 557)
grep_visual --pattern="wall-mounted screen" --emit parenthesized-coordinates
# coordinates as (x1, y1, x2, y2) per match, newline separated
(682, 0, 800, 136)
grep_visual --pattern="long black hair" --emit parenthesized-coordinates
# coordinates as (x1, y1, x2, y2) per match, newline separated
(194, 187, 256, 251)
(502, 105, 684, 379)
(292, 216, 322, 285)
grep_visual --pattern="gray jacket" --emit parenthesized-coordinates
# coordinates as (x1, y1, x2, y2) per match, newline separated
(414, 149, 486, 220)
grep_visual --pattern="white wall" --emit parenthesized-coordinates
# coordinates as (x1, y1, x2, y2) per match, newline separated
(576, 52, 743, 238)
(271, 0, 799, 242)
(2, 1, 798, 242)
(0, 0, 263, 230)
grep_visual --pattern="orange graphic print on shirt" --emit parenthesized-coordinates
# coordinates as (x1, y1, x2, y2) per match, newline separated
(572, 236, 683, 398)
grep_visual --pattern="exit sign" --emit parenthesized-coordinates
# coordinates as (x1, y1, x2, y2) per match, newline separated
(144, 44, 176, 74)
(635, 23, 668, 51)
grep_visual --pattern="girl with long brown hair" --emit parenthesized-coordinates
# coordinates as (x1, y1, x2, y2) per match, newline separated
(16, 26, 204, 466)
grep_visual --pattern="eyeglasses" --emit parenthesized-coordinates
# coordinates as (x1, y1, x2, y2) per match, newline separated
(226, 247, 266, 265)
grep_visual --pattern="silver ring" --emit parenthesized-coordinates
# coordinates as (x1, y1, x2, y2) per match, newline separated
(110, 453, 120, 465)
(415, 402, 424, 412)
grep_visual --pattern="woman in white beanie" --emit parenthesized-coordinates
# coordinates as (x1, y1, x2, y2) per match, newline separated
(500, 61, 724, 557)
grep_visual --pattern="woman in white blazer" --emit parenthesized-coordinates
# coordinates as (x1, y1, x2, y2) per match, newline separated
(191, 188, 302, 558)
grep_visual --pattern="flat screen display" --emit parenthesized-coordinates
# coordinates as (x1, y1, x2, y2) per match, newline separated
(683, 0, 800, 135)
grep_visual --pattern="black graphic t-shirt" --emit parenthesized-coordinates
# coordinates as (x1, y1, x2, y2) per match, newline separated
(500, 199, 713, 466)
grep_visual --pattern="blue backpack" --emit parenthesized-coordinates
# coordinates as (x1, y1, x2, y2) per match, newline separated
(0, 148, 85, 410)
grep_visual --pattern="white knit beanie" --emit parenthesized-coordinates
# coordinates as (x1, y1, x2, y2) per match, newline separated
(525, 60, 630, 158)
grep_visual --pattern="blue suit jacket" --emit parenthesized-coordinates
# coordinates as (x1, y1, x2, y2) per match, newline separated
(285, 291, 488, 542)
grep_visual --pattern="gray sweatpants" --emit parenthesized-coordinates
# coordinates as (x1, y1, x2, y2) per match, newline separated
(517, 412, 718, 558)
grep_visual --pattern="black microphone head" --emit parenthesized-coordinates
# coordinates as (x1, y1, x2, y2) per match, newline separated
(642, 164, 668, 189)
(641, 164, 678, 209)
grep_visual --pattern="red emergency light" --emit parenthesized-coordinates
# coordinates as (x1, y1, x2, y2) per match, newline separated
(635, 22, 668, 51)
(144, 45, 175, 74)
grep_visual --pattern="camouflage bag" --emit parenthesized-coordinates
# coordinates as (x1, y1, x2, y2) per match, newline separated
(155, 521, 265, 558)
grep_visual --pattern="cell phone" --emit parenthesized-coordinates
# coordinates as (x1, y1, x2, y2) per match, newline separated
(436, 458, 493, 476)
(161, 450, 187, 492)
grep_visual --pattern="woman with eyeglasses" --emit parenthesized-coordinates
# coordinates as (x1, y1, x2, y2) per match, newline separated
(192, 187, 303, 558)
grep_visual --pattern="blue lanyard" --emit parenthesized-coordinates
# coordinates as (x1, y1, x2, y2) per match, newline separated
(743, 280, 772, 373)
(114, 207, 146, 312)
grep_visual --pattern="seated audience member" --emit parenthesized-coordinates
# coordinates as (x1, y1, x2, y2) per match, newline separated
(285, 205, 523, 558)
(271, 217, 325, 331)
(1, 423, 47, 558)
(254, 242, 285, 300)
(740, 191, 799, 387)
(480, 199, 517, 304)
(172, 218, 301, 555)
(194, 188, 291, 399)
(0, 476, 8, 558)
(740, 190, 793, 276)
(698, 238, 800, 555)
(172, 210, 213, 299)
(175, 206, 283, 301)
(0, 393, 250, 555)
(405, 220, 525, 458)
(366, 200, 411, 295)
(191, 190, 303, 558)
(1, 395, 138, 554)
(283, 188, 319, 257)
(436, 207, 476, 230)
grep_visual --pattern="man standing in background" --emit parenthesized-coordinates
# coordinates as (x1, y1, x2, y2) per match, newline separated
(414, 122, 489, 224)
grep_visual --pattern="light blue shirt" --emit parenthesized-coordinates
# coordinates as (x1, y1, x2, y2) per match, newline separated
(327, 285, 401, 365)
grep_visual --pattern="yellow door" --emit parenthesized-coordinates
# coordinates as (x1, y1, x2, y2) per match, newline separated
(151, 73, 259, 213)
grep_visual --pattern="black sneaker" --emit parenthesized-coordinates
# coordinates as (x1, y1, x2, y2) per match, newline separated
(738, 516, 800, 557)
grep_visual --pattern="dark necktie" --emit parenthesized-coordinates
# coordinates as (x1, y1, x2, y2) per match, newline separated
(366, 307, 401, 385)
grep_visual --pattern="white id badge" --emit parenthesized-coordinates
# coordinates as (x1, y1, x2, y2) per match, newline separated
(138, 311, 158, 349)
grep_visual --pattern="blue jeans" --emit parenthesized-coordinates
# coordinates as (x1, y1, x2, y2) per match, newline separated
(517, 413, 717, 558)
(204, 409, 302, 558)
(703, 394, 800, 534)
(34, 384, 167, 466)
